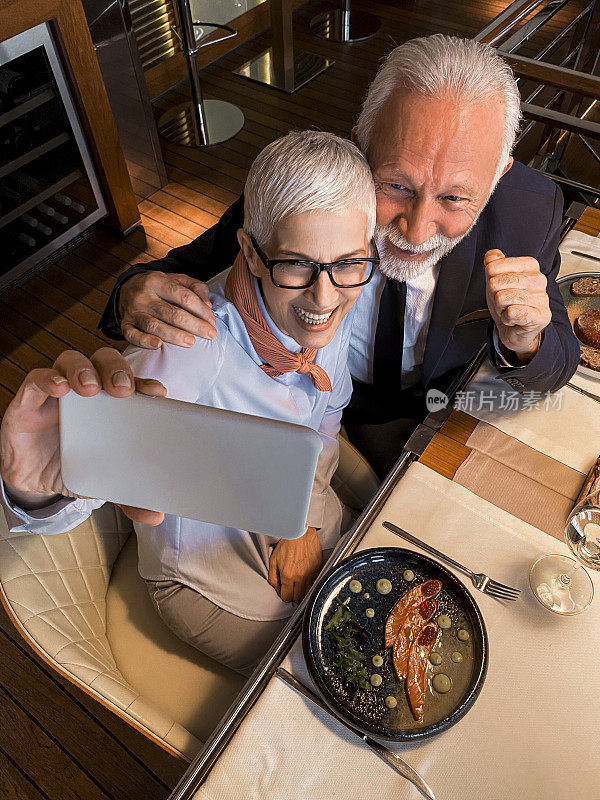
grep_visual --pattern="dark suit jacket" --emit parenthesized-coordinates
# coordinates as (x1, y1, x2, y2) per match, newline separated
(100, 161, 580, 422)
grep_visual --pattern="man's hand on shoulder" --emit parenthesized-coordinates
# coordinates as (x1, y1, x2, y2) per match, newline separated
(484, 249, 551, 364)
(118, 271, 218, 349)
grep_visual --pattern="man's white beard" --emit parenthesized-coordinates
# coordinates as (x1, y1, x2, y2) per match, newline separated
(375, 225, 471, 282)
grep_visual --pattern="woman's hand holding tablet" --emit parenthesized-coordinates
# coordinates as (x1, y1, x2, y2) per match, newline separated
(0, 347, 167, 524)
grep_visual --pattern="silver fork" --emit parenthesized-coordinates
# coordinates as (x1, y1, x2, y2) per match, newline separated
(382, 521, 521, 601)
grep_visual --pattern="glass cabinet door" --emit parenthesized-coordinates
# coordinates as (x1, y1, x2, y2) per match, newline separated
(0, 24, 106, 287)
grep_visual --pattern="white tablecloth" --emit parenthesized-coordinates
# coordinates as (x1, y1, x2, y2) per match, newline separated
(193, 463, 600, 800)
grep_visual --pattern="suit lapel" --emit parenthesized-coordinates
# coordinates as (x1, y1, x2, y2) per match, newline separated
(422, 228, 479, 384)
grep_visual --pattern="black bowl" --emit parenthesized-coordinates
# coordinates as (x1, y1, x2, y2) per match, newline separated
(303, 547, 488, 741)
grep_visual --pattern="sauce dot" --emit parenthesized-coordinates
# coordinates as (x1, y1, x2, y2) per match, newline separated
(376, 578, 392, 595)
(432, 673, 452, 694)
(385, 696, 397, 708)
(365, 608, 375, 618)
(372, 655, 383, 667)
(436, 614, 452, 629)
(349, 579, 362, 593)
(370, 673, 382, 687)
(451, 652, 463, 663)
(457, 629, 470, 641)
(403, 569, 415, 581)
(429, 652, 442, 666)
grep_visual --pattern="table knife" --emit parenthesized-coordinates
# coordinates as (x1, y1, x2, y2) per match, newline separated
(276, 667, 436, 800)
(567, 382, 600, 405)
(570, 250, 600, 264)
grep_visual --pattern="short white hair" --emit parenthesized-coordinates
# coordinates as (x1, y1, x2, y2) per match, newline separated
(244, 130, 376, 246)
(356, 35, 522, 170)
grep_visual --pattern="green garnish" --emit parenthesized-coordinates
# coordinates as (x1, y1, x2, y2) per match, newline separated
(325, 598, 369, 690)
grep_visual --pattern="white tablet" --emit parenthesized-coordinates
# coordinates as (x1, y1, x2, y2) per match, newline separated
(59, 390, 323, 539)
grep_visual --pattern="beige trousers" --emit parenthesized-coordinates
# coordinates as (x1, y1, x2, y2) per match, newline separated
(146, 579, 289, 676)
(146, 547, 334, 676)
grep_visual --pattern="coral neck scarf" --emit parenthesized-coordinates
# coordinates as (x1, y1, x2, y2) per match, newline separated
(225, 251, 332, 392)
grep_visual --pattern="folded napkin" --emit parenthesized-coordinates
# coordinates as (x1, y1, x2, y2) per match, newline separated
(568, 369, 600, 400)
(465, 362, 600, 473)
(453, 420, 584, 539)
(193, 464, 600, 800)
(558, 229, 600, 277)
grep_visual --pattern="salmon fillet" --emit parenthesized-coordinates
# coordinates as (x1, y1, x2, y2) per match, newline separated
(406, 623, 437, 722)
(392, 598, 437, 682)
(384, 579, 442, 648)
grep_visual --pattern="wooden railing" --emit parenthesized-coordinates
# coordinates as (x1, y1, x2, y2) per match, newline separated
(475, 0, 600, 199)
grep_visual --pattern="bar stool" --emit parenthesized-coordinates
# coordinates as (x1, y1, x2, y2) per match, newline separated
(158, 0, 244, 147)
(234, 0, 333, 94)
(311, 1, 380, 43)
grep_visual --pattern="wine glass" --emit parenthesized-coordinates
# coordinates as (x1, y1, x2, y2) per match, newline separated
(529, 487, 600, 615)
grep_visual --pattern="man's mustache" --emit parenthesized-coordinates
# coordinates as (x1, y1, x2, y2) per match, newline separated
(375, 224, 458, 255)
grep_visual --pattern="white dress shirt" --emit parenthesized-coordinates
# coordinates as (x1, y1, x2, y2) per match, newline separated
(1, 280, 354, 622)
(347, 264, 514, 387)
(348, 264, 440, 388)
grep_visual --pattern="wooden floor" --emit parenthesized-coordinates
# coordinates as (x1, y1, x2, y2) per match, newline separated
(0, 0, 596, 796)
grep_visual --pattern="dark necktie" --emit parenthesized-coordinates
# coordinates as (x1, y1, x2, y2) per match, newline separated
(343, 277, 408, 425)
(373, 278, 407, 391)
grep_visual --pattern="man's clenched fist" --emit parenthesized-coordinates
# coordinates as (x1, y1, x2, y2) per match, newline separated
(485, 249, 552, 363)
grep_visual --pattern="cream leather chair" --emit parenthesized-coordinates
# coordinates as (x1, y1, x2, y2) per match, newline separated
(0, 437, 379, 761)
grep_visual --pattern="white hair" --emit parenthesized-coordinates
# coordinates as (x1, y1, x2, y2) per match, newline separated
(244, 130, 376, 246)
(356, 35, 522, 170)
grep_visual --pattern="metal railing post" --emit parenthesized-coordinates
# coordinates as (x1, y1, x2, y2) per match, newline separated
(310, 0, 380, 43)
(157, 0, 244, 147)
(234, 0, 334, 93)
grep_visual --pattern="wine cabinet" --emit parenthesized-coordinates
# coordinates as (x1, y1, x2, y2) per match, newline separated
(0, 22, 107, 288)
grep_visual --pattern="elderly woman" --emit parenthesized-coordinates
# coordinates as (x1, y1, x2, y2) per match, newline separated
(0, 131, 377, 675)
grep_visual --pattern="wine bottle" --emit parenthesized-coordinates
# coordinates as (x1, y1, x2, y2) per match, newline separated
(10, 171, 41, 193)
(11, 123, 30, 156)
(38, 202, 68, 225)
(54, 192, 72, 206)
(0, 68, 28, 108)
(55, 192, 84, 214)
(22, 213, 52, 236)
(0, 126, 14, 163)
(18, 231, 36, 247)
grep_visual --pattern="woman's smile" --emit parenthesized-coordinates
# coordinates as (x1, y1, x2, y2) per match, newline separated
(292, 305, 337, 330)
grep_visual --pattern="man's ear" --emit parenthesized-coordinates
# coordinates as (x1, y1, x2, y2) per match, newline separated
(237, 229, 261, 277)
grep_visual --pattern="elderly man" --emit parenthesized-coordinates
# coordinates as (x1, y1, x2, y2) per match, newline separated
(100, 35, 580, 476)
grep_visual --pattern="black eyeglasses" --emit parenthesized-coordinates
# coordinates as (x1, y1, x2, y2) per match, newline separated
(249, 234, 379, 289)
